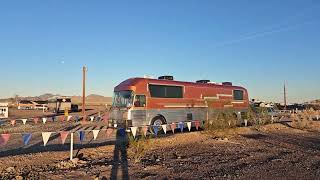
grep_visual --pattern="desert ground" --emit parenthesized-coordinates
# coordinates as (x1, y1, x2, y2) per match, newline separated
(1, 109, 320, 180)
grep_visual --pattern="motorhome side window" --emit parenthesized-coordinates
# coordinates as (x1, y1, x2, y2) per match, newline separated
(134, 95, 146, 107)
(233, 90, 244, 100)
(149, 84, 183, 98)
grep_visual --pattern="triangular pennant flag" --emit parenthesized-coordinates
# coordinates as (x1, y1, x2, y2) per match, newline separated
(187, 122, 192, 132)
(60, 116, 65, 122)
(42, 117, 47, 124)
(194, 121, 200, 130)
(161, 124, 167, 134)
(60, 131, 69, 144)
(78, 131, 85, 142)
(141, 126, 148, 137)
(52, 116, 56, 122)
(106, 128, 114, 137)
(130, 127, 138, 138)
(22, 133, 32, 145)
(22, 119, 28, 125)
(10, 120, 16, 126)
(0, 134, 10, 146)
(90, 116, 95, 122)
(153, 126, 159, 136)
(33, 118, 39, 124)
(170, 123, 176, 134)
(103, 113, 109, 121)
(75, 116, 79, 122)
(67, 115, 72, 121)
(178, 122, 184, 132)
(118, 128, 126, 137)
(92, 130, 100, 140)
(42, 132, 52, 146)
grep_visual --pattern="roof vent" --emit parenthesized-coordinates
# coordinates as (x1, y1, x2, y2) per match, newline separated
(158, 76, 174, 80)
(196, 80, 210, 84)
(222, 82, 233, 86)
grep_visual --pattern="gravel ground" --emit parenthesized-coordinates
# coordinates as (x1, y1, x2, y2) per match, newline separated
(1, 121, 320, 180)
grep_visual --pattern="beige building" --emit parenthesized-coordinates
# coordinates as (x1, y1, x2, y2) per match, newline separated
(0, 103, 9, 119)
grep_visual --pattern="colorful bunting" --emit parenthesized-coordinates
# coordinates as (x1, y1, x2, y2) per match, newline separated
(22, 119, 28, 125)
(42, 132, 52, 146)
(22, 133, 32, 145)
(75, 116, 79, 122)
(170, 123, 176, 134)
(34, 118, 39, 124)
(60, 131, 69, 144)
(194, 121, 200, 130)
(141, 126, 148, 137)
(178, 122, 184, 132)
(187, 122, 192, 132)
(10, 120, 16, 126)
(92, 130, 100, 140)
(67, 115, 72, 121)
(0, 134, 10, 146)
(42, 117, 47, 124)
(60, 116, 65, 122)
(90, 116, 95, 122)
(106, 128, 114, 137)
(161, 124, 167, 134)
(79, 131, 85, 142)
(52, 116, 56, 122)
(130, 127, 138, 138)
(153, 126, 159, 136)
(118, 128, 126, 137)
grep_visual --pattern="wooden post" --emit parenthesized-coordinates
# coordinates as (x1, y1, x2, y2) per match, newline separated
(82, 66, 87, 121)
(70, 132, 74, 160)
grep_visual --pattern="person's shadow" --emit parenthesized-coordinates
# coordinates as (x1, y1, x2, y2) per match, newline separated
(111, 128, 129, 180)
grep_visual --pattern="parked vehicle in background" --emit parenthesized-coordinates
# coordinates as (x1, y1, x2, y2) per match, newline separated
(18, 100, 34, 110)
(266, 107, 280, 118)
(110, 76, 249, 128)
(0, 103, 9, 119)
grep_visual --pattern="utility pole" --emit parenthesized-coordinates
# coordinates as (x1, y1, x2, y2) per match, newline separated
(82, 66, 87, 121)
(284, 81, 287, 110)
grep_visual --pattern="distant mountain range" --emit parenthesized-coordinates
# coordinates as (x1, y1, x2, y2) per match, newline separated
(0, 93, 112, 105)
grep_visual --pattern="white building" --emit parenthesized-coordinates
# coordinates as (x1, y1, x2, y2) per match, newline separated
(0, 103, 9, 119)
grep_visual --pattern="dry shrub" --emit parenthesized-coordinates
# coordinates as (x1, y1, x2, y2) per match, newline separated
(246, 107, 272, 127)
(291, 109, 315, 130)
(127, 135, 151, 163)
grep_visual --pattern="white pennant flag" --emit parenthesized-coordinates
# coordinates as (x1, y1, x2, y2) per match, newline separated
(42, 132, 52, 146)
(67, 115, 72, 121)
(161, 124, 167, 134)
(187, 122, 192, 131)
(90, 116, 95, 122)
(130, 127, 138, 138)
(92, 130, 100, 140)
(42, 117, 47, 124)
(22, 119, 28, 125)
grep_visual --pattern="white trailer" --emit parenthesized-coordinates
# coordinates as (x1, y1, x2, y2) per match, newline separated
(0, 103, 9, 119)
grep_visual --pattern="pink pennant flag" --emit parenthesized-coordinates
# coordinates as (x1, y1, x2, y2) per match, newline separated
(141, 126, 148, 137)
(10, 120, 16, 126)
(194, 121, 201, 130)
(0, 134, 10, 146)
(170, 123, 176, 134)
(106, 128, 114, 137)
(60, 116, 65, 122)
(60, 131, 69, 144)
(34, 118, 39, 124)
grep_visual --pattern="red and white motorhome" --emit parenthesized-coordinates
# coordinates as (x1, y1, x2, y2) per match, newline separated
(110, 76, 249, 128)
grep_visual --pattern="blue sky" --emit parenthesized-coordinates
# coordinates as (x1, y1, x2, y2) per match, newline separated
(0, 0, 319, 103)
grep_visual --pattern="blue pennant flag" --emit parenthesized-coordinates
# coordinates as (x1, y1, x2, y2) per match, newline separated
(178, 122, 184, 132)
(22, 133, 32, 145)
(52, 116, 56, 122)
(75, 116, 79, 122)
(118, 128, 126, 137)
(78, 131, 85, 142)
(153, 126, 159, 136)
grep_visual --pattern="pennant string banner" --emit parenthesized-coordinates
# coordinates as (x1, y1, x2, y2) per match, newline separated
(142, 126, 148, 137)
(23, 133, 32, 145)
(60, 131, 69, 144)
(92, 130, 100, 140)
(130, 127, 138, 138)
(42, 132, 52, 146)
(22, 119, 28, 125)
(187, 122, 192, 132)
(162, 125, 167, 134)
(153, 126, 159, 136)
(79, 131, 85, 142)
(179, 122, 184, 133)
(171, 123, 176, 134)
(0, 134, 10, 146)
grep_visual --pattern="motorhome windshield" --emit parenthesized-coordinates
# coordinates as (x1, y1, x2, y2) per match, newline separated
(112, 90, 133, 107)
